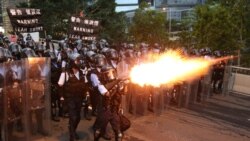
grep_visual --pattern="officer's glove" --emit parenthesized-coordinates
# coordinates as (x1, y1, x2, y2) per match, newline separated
(60, 97, 64, 101)
(105, 92, 110, 97)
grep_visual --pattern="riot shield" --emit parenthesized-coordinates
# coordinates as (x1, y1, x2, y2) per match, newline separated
(150, 86, 164, 115)
(177, 82, 188, 108)
(0, 63, 5, 141)
(222, 66, 231, 96)
(3, 60, 28, 141)
(200, 69, 212, 101)
(189, 79, 199, 103)
(161, 85, 172, 110)
(117, 60, 130, 114)
(25, 57, 51, 140)
(129, 84, 149, 116)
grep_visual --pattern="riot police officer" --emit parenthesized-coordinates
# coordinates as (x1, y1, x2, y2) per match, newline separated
(92, 65, 123, 141)
(9, 43, 22, 60)
(25, 33, 33, 42)
(45, 35, 54, 51)
(58, 62, 87, 141)
(17, 34, 25, 48)
(35, 41, 46, 57)
(89, 54, 123, 141)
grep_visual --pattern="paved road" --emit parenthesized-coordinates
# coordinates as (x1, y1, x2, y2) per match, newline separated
(41, 94, 250, 141)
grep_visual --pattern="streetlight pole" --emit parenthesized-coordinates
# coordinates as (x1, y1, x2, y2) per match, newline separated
(169, 7, 171, 37)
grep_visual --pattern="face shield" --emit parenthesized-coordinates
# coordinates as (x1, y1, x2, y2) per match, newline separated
(81, 47, 88, 56)
(125, 49, 135, 64)
(75, 57, 86, 69)
(23, 48, 37, 58)
(89, 44, 97, 51)
(109, 49, 118, 60)
(101, 65, 116, 82)
(95, 54, 107, 68)
(86, 51, 96, 62)
(10, 44, 22, 54)
(26, 40, 35, 48)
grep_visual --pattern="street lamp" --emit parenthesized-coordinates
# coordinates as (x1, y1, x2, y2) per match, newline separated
(161, 7, 172, 36)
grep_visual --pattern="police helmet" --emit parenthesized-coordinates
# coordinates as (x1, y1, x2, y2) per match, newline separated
(141, 47, 148, 56)
(3, 36, 10, 44)
(213, 50, 221, 57)
(75, 39, 83, 50)
(71, 53, 87, 69)
(125, 49, 134, 58)
(36, 42, 46, 52)
(108, 49, 119, 60)
(2, 36, 9, 44)
(26, 33, 32, 39)
(99, 39, 109, 49)
(94, 54, 107, 68)
(22, 48, 37, 58)
(86, 50, 96, 63)
(80, 47, 89, 56)
(9, 43, 22, 55)
(101, 47, 110, 56)
(46, 35, 52, 42)
(44, 50, 57, 61)
(101, 65, 116, 82)
(26, 40, 36, 49)
(89, 43, 98, 52)
(127, 43, 134, 49)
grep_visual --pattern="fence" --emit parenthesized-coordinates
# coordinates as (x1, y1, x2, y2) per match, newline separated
(223, 66, 250, 96)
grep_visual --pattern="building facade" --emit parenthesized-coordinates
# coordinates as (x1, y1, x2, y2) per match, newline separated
(155, 0, 206, 21)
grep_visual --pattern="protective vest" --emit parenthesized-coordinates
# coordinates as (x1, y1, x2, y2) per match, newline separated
(64, 71, 86, 98)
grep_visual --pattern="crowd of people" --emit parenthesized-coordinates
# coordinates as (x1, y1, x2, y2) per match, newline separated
(0, 32, 228, 141)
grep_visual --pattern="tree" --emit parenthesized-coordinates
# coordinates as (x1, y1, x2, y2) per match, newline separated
(193, 4, 240, 51)
(85, 0, 127, 44)
(177, 9, 196, 49)
(18, 0, 127, 42)
(129, 2, 168, 45)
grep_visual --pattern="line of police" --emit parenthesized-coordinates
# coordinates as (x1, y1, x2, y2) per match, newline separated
(0, 33, 227, 141)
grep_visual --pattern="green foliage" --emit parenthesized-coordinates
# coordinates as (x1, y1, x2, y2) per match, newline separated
(177, 10, 196, 49)
(17, 0, 127, 42)
(129, 2, 168, 45)
(193, 4, 240, 51)
(24, 0, 86, 39)
(85, 0, 127, 44)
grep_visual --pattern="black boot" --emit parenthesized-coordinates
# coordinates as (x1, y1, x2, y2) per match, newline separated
(94, 130, 101, 141)
(115, 132, 123, 141)
(84, 106, 92, 120)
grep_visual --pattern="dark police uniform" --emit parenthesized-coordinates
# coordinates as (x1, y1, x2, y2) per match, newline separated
(91, 68, 122, 141)
(58, 65, 87, 141)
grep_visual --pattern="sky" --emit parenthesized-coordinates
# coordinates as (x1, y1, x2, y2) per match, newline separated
(115, 0, 139, 12)
(115, 0, 138, 5)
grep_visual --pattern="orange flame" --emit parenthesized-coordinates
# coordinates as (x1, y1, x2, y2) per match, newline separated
(130, 50, 218, 87)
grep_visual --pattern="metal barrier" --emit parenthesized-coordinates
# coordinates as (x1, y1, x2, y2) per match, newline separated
(223, 66, 250, 96)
